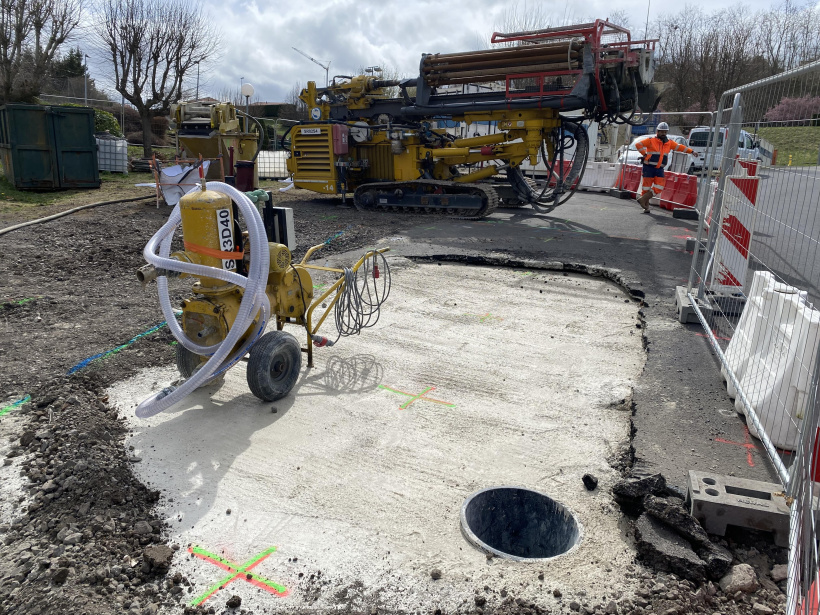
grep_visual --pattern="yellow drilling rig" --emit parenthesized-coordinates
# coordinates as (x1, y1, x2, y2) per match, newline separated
(286, 21, 662, 218)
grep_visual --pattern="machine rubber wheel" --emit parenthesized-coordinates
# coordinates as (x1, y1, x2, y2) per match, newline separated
(246, 330, 302, 401)
(176, 344, 206, 378)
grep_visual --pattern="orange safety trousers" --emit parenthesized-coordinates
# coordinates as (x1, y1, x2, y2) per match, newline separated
(640, 175, 666, 196)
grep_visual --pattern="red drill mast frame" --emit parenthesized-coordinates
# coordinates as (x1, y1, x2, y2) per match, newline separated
(491, 20, 658, 113)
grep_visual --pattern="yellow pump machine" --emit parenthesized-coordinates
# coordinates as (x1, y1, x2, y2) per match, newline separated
(287, 20, 662, 216)
(135, 177, 389, 418)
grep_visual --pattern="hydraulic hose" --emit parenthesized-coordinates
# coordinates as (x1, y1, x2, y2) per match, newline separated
(135, 181, 271, 418)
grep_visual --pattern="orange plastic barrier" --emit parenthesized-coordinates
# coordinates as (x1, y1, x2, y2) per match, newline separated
(675, 175, 699, 209)
(621, 165, 642, 195)
(613, 164, 641, 195)
(658, 173, 679, 210)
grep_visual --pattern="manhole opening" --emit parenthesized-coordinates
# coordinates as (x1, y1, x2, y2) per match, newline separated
(461, 487, 582, 561)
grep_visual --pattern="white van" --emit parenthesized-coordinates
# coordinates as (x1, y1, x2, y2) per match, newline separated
(688, 126, 760, 173)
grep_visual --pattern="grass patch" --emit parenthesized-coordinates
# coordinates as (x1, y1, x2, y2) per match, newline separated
(752, 126, 820, 166)
(0, 163, 156, 214)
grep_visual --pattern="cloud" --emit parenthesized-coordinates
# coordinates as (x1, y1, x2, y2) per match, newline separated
(84, 0, 779, 103)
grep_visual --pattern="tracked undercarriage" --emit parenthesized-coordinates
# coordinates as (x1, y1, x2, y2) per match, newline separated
(353, 180, 498, 220)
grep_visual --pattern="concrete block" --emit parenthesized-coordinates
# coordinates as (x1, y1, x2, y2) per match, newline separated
(672, 208, 699, 220)
(688, 471, 789, 547)
(684, 237, 706, 253)
(675, 285, 710, 324)
(609, 188, 634, 200)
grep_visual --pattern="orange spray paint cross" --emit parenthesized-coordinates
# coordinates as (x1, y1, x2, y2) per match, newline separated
(378, 385, 456, 410)
(188, 545, 288, 606)
(715, 426, 759, 467)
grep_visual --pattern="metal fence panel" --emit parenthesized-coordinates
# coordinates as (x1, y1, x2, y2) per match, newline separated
(684, 60, 820, 615)
(257, 149, 289, 180)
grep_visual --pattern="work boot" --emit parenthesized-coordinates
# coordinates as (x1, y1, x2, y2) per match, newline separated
(638, 191, 652, 211)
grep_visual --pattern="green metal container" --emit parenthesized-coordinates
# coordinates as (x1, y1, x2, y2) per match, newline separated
(0, 104, 100, 190)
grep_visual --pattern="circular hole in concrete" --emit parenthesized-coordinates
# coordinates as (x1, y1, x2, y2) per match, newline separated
(460, 486, 582, 561)
(702, 477, 716, 485)
(705, 488, 720, 496)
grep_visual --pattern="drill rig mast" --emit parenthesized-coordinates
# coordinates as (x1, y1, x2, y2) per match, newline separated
(286, 21, 661, 218)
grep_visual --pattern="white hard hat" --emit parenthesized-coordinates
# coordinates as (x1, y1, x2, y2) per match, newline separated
(657, 122, 670, 131)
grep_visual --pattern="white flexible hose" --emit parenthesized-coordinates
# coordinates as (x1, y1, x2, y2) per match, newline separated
(136, 182, 271, 418)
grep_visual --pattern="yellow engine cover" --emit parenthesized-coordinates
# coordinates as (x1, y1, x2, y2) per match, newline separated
(290, 125, 337, 193)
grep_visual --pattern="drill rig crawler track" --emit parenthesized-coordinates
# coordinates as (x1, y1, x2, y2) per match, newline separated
(287, 20, 662, 219)
(353, 179, 499, 220)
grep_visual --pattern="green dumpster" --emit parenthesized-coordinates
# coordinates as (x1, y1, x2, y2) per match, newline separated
(0, 103, 100, 190)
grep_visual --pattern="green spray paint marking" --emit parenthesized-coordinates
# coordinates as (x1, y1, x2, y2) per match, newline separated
(0, 395, 30, 418)
(188, 545, 287, 606)
(516, 271, 534, 277)
(378, 385, 456, 410)
(1, 297, 41, 309)
(464, 312, 504, 323)
(67, 321, 170, 374)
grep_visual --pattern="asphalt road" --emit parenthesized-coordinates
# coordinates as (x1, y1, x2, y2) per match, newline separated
(751, 166, 820, 305)
(370, 190, 782, 490)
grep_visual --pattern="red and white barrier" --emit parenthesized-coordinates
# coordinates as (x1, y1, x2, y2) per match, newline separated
(709, 166, 761, 293)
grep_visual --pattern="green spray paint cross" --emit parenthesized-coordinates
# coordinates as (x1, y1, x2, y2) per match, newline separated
(188, 545, 288, 606)
(378, 385, 456, 410)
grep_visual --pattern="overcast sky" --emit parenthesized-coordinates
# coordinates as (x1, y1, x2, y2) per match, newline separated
(87, 0, 791, 104)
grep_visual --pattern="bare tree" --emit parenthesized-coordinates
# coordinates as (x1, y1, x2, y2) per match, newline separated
(606, 10, 632, 33)
(0, 0, 83, 102)
(281, 81, 307, 121)
(653, 1, 820, 112)
(214, 86, 261, 108)
(95, 0, 219, 157)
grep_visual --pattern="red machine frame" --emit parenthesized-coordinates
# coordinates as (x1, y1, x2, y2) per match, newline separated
(492, 20, 658, 113)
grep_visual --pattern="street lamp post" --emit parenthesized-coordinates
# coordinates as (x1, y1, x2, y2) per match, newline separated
(195, 61, 200, 101)
(84, 54, 89, 106)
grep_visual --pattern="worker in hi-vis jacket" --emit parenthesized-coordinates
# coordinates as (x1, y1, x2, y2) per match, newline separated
(634, 122, 694, 213)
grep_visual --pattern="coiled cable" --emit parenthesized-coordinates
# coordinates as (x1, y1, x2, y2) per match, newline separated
(332, 250, 391, 342)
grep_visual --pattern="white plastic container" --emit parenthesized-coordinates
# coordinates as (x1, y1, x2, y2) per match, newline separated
(96, 136, 128, 174)
(722, 271, 776, 396)
(736, 290, 820, 451)
(722, 271, 808, 398)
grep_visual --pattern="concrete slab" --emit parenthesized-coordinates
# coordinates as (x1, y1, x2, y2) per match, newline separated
(372, 192, 783, 488)
(110, 262, 644, 613)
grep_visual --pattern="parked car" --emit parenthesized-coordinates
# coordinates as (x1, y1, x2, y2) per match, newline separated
(617, 134, 693, 173)
(687, 126, 760, 173)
